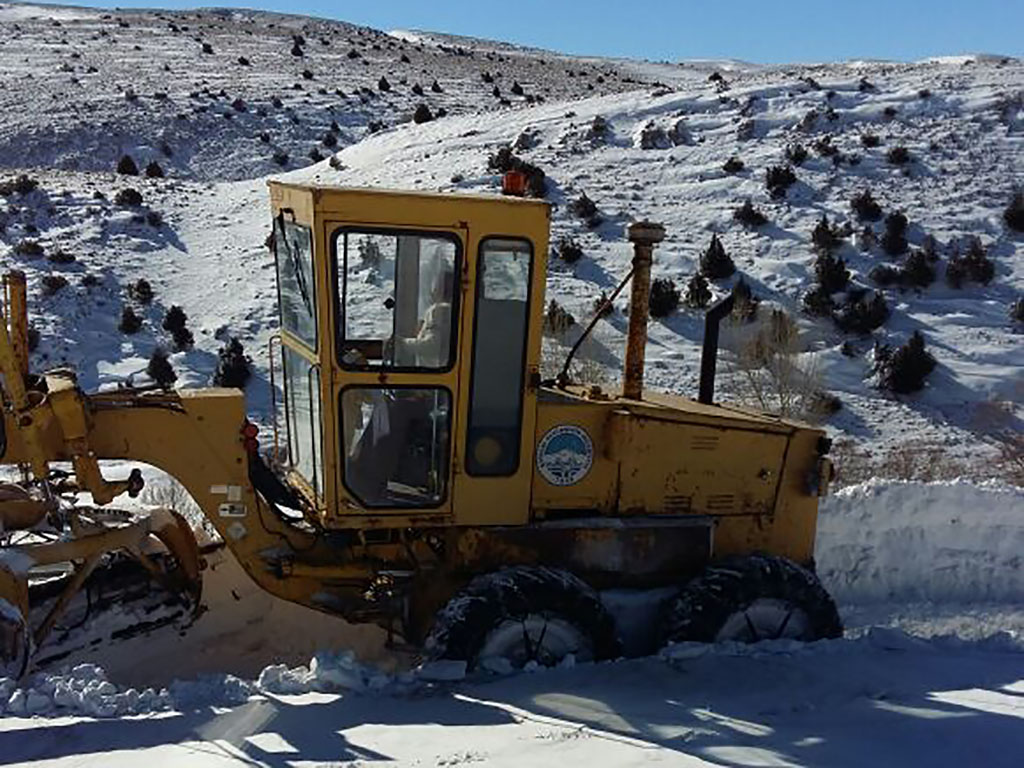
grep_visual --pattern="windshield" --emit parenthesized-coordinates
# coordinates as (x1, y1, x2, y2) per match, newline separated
(336, 229, 459, 371)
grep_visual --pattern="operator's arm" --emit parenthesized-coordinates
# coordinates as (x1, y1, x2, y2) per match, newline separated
(395, 303, 451, 367)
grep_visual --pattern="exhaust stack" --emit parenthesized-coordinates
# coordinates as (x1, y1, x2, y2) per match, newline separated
(623, 221, 666, 401)
(698, 294, 735, 405)
(2, 270, 29, 379)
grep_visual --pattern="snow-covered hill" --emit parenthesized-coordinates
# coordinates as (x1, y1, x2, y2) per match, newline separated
(2, 2, 1019, 479)
(0, 3, 641, 180)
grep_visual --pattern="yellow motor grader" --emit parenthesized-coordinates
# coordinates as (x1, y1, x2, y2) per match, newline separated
(0, 181, 839, 678)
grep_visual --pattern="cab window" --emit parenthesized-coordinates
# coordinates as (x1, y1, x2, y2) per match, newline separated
(466, 239, 533, 476)
(282, 347, 323, 498)
(273, 218, 317, 349)
(335, 230, 459, 371)
(341, 386, 451, 508)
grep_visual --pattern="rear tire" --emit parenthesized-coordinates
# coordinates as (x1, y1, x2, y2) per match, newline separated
(661, 554, 842, 645)
(424, 566, 619, 670)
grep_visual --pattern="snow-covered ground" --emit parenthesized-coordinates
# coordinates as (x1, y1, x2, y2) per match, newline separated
(1, 3, 1022, 765)
(2, 479, 1022, 766)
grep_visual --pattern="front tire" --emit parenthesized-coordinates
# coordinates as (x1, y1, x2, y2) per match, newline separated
(661, 554, 842, 645)
(424, 566, 620, 670)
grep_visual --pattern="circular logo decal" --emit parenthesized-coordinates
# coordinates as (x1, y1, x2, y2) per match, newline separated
(537, 425, 593, 486)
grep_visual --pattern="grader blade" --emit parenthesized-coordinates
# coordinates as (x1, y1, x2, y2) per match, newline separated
(0, 504, 203, 677)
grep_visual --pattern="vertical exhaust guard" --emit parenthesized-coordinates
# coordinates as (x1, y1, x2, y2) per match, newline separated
(622, 221, 666, 401)
(698, 294, 735, 405)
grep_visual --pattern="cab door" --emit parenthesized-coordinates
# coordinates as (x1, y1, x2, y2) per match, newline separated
(329, 223, 465, 517)
(453, 236, 540, 526)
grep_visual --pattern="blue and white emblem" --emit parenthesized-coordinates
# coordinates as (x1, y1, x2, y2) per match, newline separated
(537, 425, 593, 486)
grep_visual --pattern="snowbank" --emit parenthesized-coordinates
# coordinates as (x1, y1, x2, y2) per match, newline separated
(4, 624, 1019, 720)
(817, 479, 1024, 604)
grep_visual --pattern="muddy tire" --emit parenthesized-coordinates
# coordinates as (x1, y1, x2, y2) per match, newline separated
(424, 566, 619, 670)
(661, 554, 842, 645)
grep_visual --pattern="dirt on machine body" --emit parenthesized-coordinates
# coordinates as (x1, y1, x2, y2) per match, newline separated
(1, 180, 839, 679)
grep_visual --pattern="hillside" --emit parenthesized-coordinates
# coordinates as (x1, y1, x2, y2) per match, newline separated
(1, 2, 1020, 482)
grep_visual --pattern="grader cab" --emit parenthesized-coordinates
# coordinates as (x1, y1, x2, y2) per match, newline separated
(1, 182, 839, 678)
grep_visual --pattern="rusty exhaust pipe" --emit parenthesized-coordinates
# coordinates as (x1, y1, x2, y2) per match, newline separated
(623, 221, 665, 401)
(2, 270, 29, 379)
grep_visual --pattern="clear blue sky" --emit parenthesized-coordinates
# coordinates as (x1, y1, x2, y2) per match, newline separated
(40, 1, 1024, 63)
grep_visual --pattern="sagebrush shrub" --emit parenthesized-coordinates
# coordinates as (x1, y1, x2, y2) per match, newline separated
(144, 161, 164, 178)
(593, 291, 614, 318)
(413, 103, 433, 123)
(876, 331, 936, 393)
(765, 165, 797, 199)
(901, 250, 935, 288)
(1011, 297, 1024, 324)
(119, 306, 142, 334)
(115, 188, 143, 206)
(802, 285, 834, 317)
(835, 291, 889, 334)
(785, 144, 808, 165)
(851, 189, 882, 221)
(869, 264, 901, 287)
(130, 278, 153, 304)
(887, 146, 910, 165)
(812, 215, 844, 253)
(41, 275, 68, 296)
(48, 249, 75, 264)
(962, 238, 995, 284)
(734, 199, 767, 227)
(557, 237, 584, 264)
(116, 155, 139, 175)
(723, 156, 744, 173)
(815, 251, 850, 293)
(213, 337, 251, 388)
(162, 305, 194, 350)
(813, 136, 838, 157)
(1004, 191, 1024, 232)
(731, 278, 759, 322)
(0, 174, 39, 196)
(881, 211, 908, 256)
(860, 133, 881, 148)
(14, 239, 44, 258)
(544, 299, 575, 336)
(570, 192, 601, 226)
(700, 234, 735, 279)
(147, 347, 176, 388)
(685, 273, 711, 308)
(649, 278, 679, 318)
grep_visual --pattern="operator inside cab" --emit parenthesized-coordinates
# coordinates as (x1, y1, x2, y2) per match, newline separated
(338, 232, 459, 508)
(392, 269, 455, 368)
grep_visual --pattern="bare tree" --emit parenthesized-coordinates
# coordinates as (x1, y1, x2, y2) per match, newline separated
(725, 309, 829, 423)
